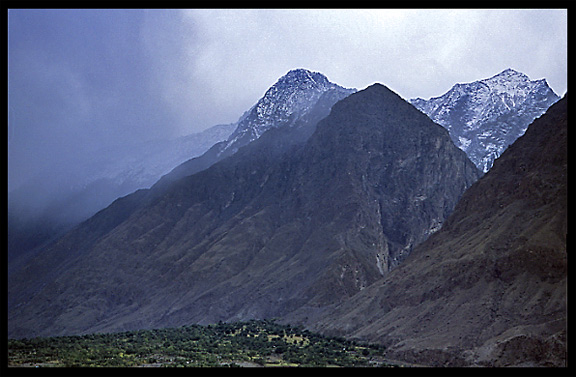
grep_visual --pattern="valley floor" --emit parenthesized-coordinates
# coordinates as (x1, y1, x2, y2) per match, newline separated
(7, 320, 398, 368)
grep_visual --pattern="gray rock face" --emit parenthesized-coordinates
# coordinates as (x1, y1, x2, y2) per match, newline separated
(293, 83, 481, 270)
(411, 68, 559, 172)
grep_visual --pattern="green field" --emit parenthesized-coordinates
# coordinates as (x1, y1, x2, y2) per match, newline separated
(8, 319, 396, 367)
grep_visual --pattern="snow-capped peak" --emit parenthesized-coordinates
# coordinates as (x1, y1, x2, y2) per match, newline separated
(479, 68, 535, 100)
(276, 68, 329, 86)
(485, 68, 530, 82)
(223, 69, 355, 152)
(410, 69, 559, 173)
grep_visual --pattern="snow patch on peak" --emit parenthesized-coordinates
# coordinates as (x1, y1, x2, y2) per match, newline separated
(274, 68, 331, 89)
(488, 68, 529, 80)
(480, 69, 534, 100)
(225, 69, 354, 149)
(410, 69, 559, 173)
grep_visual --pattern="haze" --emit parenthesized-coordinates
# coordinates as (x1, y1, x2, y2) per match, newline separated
(8, 9, 567, 193)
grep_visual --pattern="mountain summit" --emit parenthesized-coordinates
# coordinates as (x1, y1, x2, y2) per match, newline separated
(224, 69, 355, 152)
(411, 68, 559, 172)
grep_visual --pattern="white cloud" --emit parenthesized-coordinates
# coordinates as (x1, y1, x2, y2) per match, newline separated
(165, 8, 566, 130)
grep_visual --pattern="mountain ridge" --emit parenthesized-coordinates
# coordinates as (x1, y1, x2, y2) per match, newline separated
(7, 69, 353, 266)
(7, 122, 236, 266)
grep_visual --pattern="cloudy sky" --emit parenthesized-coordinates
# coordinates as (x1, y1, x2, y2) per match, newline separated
(8, 8, 568, 191)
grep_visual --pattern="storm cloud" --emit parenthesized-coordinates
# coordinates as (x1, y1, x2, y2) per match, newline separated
(8, 9, 567, 192)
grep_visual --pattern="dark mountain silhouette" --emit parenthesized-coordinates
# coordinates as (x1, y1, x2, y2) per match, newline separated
(8, 83, 479, 339)
(313, 96, 567, 367)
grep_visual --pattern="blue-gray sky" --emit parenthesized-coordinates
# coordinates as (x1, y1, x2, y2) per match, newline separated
(8, 9, 568, 191)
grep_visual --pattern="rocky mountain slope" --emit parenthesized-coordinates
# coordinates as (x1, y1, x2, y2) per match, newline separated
(8, 83, 480, 339)
(411, 68, 559, 172)
(313, 96, 567, 367)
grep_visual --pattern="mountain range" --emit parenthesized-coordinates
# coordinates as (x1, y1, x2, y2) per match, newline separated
(154, 69, 355, 187)
(7, 68, 566, 367)
(411, 68, 559, 172)
(9, 68, 554, 263)
(8, 80, 479, 340)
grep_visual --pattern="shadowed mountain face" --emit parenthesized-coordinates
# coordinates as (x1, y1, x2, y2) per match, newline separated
(313, 96, 567, 367)
(8, 84, 480, 339)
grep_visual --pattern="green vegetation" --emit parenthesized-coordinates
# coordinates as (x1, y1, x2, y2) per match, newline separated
(8, 319, 395, 367)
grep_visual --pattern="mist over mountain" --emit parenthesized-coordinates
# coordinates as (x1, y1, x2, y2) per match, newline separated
(7, 123, 236, 264)
(8, 82, 479, 339)
(9, 68, 554, 267)
(7, 69, 354, 266)
(313, 95, 567, 367)
(411, 68, 559, 173)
